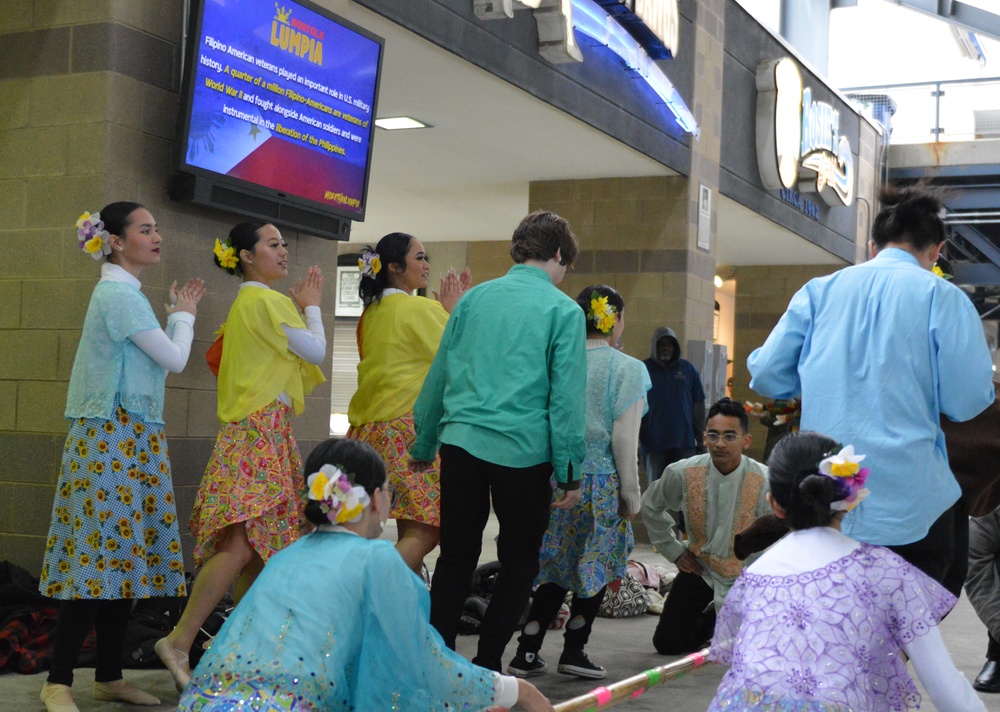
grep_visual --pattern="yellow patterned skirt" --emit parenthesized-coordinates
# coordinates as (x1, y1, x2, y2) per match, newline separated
(348, 413, 440, 527)
(189, 401, 305, 568)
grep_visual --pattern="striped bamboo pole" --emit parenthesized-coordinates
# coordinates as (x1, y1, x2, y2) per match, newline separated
(552, 648, 713, 712)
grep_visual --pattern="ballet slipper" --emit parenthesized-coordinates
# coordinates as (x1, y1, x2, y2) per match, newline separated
(40, 683, 80, 712)
(92, 679, 160, 705)
(154, 637, 191, 692)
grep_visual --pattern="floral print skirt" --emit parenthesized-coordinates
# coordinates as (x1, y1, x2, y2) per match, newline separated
(348, 413, 441, 527)
(39, 401, 187, 600)
(189, 401, 305, 568)
(536, 470, 633, 598)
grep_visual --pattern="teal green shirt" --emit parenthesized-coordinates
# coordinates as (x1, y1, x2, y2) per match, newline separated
(412, 265, 586, 485)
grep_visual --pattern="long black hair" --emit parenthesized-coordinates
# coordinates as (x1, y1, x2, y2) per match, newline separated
(358, 232, 414, 307)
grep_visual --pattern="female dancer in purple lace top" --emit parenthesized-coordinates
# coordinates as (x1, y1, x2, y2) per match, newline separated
(709, 431, 985, 712)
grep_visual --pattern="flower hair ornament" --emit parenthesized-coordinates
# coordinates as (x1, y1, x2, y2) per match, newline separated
(76, 212, 111, 260)
(214, 238, 239, 270)
(931, 263, 953, 280)
(587, 291, 618, 334)
(817, 444, 871, 512)
(358, 248, 381, 279)
(306, 464, 371, 525)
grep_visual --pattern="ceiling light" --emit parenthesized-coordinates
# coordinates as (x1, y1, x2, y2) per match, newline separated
(714, 275, 725, 289)
(375, 116, 431, 130)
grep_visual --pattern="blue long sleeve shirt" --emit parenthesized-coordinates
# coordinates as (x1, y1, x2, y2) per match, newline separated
(748, 248, 994, 545)
(411, 265, 586, 485)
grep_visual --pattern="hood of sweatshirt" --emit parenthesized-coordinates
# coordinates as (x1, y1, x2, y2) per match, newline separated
(649, 326, 680, 368)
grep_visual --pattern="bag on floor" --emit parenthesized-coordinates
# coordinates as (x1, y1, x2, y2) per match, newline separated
(626, 560, 660, 590)
(597, 573, 649, 618)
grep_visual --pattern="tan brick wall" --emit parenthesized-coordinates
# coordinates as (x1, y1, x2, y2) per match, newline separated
(495, 176, 716, 363)
(0, 3, 339, 573)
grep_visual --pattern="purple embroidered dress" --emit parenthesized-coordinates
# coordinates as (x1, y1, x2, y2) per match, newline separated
(708, 543, 955, 711)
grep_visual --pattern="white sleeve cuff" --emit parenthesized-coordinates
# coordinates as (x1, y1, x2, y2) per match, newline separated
(493, 674, 519, 709)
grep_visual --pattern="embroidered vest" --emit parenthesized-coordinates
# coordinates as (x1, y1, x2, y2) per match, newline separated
(684, 464, 766, 580)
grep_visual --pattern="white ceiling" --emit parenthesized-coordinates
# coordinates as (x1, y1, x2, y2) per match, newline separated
(341, 2, 846, 268)
(716, 195, 846, 266)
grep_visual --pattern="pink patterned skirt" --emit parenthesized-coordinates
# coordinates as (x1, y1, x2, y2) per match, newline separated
(348, 413, 440, 527)
(189, 401, 305, 568)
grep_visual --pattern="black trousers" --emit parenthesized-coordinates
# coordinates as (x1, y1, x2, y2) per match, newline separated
(652, 571, 715, 655)
(47, 599, 132, 686)
(516, 582, 607, 654)
(886, 500, 968, 598)
(429, 444, 554, 671)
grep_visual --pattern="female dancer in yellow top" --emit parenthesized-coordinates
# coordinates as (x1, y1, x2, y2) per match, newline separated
(156, 221, 325, 692)
(348, 232, 467, 573)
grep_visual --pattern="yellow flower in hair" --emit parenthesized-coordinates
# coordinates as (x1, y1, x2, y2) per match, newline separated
(309, 468, 331, 501)
(591, 295, 609, 316)
(76, 212, 94, 230)
(931, 263, 952, 280)
(359, 251, 381, 278)
(828, 461, 860, 477)
(589, 293, 617, 334)
(84, 234, 106, 255)
(214, 238, 239, 269)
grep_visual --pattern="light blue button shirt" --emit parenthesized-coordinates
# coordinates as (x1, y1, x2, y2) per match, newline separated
(748, 248, 995, 545)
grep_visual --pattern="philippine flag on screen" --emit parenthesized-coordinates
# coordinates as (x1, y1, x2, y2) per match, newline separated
(185, 0, 380, 216)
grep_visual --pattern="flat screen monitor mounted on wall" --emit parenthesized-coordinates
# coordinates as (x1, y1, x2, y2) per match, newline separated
(170, 0, 384, 240)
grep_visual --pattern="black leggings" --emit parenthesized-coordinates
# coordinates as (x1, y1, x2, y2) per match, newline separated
(47, 599, 131, 686)
(517, 582, 607, 654)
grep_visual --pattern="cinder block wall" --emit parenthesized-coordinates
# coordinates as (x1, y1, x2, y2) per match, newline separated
(0, 2, 337, 575)
(464, 176, 716, 365)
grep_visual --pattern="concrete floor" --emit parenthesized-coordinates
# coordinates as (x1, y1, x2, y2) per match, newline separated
(6, 519, 1000, 711)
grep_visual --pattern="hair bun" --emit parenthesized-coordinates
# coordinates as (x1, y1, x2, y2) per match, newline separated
(797, 473, 843, 509)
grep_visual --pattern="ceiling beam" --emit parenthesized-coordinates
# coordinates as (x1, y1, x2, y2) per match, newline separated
(950, 222, 1000, 271)
(891, 0, 1000, 40)
(953, 262, 1000, 287)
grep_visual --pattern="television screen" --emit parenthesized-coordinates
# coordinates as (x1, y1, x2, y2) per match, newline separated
(172, 0, 383, 238)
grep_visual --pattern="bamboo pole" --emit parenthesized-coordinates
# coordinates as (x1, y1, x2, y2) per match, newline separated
(552, 648, 713, 712)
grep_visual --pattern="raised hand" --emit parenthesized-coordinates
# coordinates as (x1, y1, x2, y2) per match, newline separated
(166, 278, 206, 316)
(433, 269, 465, 314)
(289, 265, 323, 311)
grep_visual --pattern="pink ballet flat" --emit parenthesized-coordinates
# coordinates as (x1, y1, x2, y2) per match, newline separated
(40, 683, 80, 712)
(154, 637, 191, 692)
(93, 679, 160, 705)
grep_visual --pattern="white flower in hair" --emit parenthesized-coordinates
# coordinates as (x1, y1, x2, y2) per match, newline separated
(817, 445, 870, 512)
(306, 463, 370, 524)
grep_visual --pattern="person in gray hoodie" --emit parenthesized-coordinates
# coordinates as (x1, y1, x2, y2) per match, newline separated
(639, 327, 706, 484)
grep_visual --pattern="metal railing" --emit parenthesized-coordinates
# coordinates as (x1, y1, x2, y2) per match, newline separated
(842, 76, 1000, 144)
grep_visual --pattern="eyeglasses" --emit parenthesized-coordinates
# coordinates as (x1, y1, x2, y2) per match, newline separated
(704, 432, 742, 444)
(386, 485, 400, 510)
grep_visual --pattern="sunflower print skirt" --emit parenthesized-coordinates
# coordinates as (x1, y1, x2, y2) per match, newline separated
(188, 400, 305, 568)
(39, 402, 187, 601)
